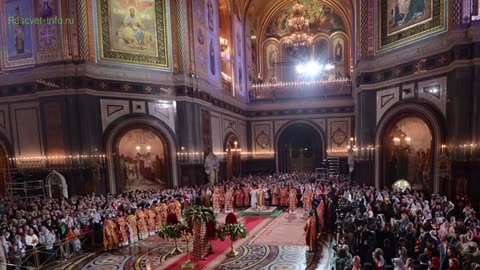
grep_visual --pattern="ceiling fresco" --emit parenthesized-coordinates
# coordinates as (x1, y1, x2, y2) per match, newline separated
(265, 0, 346, 38)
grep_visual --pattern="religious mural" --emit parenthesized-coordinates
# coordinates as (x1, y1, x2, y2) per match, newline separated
(234, 18, 244, 96)
(378, 0, 446, 51)
(205, 0, 220, 82)
(115, 129, 166, 193)
(1, 0, 36, 68)
(265, 0, 345, 38)
(194, 0, 207, 72)
(34, 0, 62, 63)
(264, 42, 279, 82)
(387, 0, 431, 35)
(97, 0, 169, 68)
(385, 117, 432, 191)
(209, 39, 216, 76)
(334, 39, 343, 62)
(207, 0, 214, 32)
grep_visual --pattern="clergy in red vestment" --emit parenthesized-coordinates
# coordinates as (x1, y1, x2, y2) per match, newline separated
(304, 210, 317, 252)
(280, 187, 289, 206)
(136, 208, 148, 240)
(212, 188, 221, 213)
(103, 217, 119, 251)
(154, 203, 163, 232)
(158, 201, 168, 227)
(288, 188, 298, 214)
(224, 187, 234, 213)
(115, 214, 129, 247)
(235, 187, 244, 207)
(174, 199, 182, 219)
(301, 187, 313, 214)
(126, 211, 139, 243)
(242, 186, 250, 207)
(271, 186, 279, 206)
(167, 199, 177, 215)
(146, 206, 156, 236)
(317, 199, 325, 233)
(219, 187, 225, 210)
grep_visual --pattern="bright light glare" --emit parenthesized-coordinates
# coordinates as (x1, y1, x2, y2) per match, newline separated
(306, 61, 321, 76)
(296, 61, 331, 76)
(296, 64, 304, 73)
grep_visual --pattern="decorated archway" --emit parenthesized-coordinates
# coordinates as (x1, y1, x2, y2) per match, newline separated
(276, 121, 325, 173)
(105, 117, 178, 194)
(375, 103, 444, 193)
(224, 133, 241, 180)
(45, 170, 68, 198)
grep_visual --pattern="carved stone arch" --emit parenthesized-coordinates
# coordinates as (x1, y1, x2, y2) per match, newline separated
(275, 120, 326, 173)
(375, 101, 445, 193)
(45, 170, 68, 199)
(104, 116, 178, 193)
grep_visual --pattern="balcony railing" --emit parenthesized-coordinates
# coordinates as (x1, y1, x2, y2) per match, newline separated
(249, 78, 352, 101)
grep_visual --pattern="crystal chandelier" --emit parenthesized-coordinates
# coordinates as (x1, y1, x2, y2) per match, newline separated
(283, 1, 314, 47)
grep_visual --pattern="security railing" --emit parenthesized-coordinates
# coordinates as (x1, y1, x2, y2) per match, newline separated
(3, 229, 103, 270)
(249, 78, 352, 101)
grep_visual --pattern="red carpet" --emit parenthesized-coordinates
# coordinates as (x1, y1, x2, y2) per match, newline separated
(250, 211, 308, 246)
(164, 217, 264, 269)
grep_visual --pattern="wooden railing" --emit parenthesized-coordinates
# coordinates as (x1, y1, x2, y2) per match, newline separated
(248, 78, 352, 101)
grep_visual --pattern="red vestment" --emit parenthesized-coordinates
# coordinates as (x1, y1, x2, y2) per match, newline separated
(235, 189, 244, 207)
(304, 215, 317, 251)
(103, 219, 119, 251)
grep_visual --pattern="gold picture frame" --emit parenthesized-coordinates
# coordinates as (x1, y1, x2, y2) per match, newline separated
(97, 0, 169, 68)
(377, 0, 446, 52)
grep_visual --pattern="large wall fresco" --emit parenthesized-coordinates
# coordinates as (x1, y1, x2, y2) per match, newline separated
(377, 0, 446, 52)
(265, 0, 346, 38)
(206, 0, 220, 83)
(115, 128, 166, 193)
(1, 0, 36, 69)
(194, 0, 207, 72)
(97, 0, 169, 68)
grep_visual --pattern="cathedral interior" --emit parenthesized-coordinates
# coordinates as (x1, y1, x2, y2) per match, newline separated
(0, 0, 479, 269)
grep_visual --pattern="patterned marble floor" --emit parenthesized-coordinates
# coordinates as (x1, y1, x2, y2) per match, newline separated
(51, 208, 334, 270)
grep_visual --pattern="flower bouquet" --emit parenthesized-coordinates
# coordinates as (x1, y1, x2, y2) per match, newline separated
(217, 213, 247, 257)
(158, 213, 188, 255)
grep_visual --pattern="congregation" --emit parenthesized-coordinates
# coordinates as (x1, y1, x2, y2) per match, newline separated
(0, 172, 479, 270)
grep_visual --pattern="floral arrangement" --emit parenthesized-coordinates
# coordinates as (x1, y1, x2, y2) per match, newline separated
(158, 213, 188, 239)
(217, 213, 247, 241)
(217, 222, 248, 241)
(158, 223, 188, 240)
(183, 206, 216, 225)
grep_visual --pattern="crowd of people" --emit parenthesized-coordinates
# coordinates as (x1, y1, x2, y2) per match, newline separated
(330, 181, 480, 270)
(1, 171, 479, 270)
(0, 172, 334, 269)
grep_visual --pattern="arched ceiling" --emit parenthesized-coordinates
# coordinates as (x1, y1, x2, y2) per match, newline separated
(243, 0, 353, 39)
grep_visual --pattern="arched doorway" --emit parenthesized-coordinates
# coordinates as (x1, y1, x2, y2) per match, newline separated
(375, 103, 444, 193)
(45, 170, 68, 198)
(105, 117, 178, 194)
(276, 122, 324, 173)
(224, 134, 241, 180)
(383, 117, 433, 190)
(113, 128, 168, 193)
